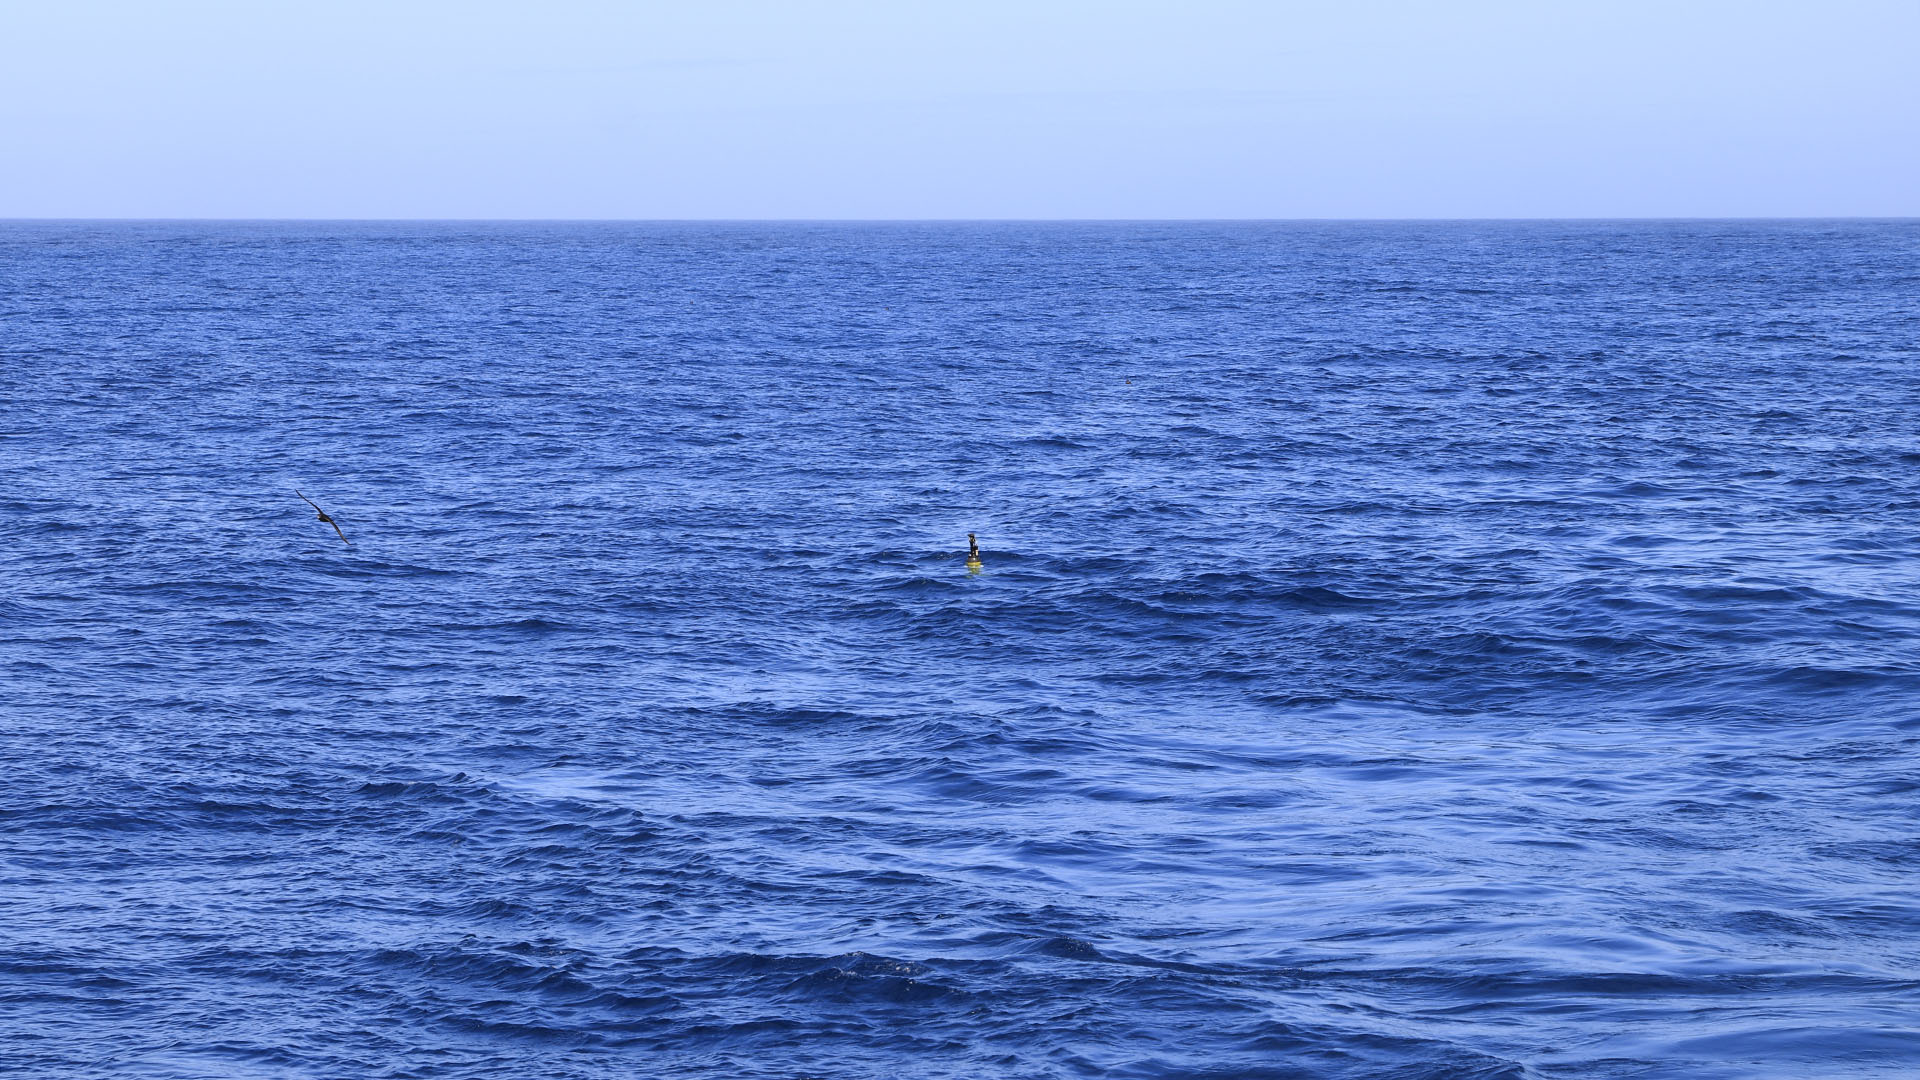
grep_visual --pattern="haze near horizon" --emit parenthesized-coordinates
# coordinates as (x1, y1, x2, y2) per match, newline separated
(3, 0, 1916, 219)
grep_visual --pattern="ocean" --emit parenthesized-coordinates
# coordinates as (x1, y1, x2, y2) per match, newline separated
(3, 220, 1918, 1078)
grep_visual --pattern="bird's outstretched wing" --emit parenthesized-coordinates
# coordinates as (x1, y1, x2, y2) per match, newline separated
(296, 490, 351, 544)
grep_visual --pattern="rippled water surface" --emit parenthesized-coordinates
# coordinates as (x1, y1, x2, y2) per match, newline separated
(4, 221, 1920, 1079)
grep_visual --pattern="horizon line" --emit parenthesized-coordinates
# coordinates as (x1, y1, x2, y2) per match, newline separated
(3, 215, 1918, 225)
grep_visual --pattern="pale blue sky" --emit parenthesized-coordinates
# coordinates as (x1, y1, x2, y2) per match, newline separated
(3, 0, 1915, 218)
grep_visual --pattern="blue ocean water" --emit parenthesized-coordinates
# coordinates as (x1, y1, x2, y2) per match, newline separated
(3, 220, 1919, 1079)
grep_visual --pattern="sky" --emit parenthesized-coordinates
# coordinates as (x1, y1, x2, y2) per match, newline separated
(2, 0, 1915, 219)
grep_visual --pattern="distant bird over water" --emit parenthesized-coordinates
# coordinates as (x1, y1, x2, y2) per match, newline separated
(296, 490, 349, 545)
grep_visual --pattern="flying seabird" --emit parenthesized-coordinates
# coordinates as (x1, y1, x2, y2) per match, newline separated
(296, 490, 350, 545)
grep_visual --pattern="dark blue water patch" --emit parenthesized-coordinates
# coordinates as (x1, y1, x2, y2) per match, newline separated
(4, 220, 1920, 1078)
